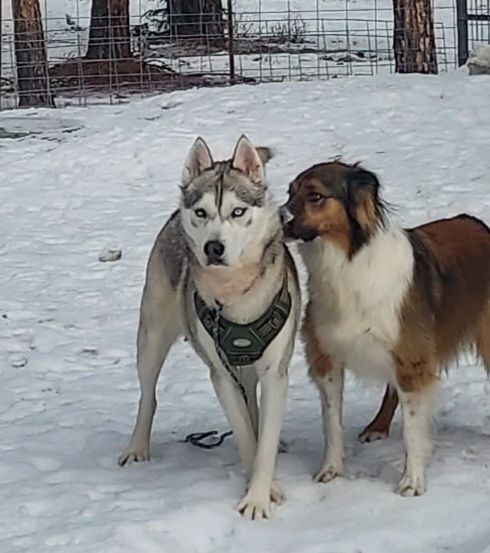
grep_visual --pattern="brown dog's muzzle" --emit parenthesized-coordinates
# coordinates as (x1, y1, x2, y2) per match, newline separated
(279, 203, 297, 241)
(280, 201, 318, 242)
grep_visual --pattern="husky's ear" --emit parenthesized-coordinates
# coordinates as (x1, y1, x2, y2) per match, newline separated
(232, 135, 265, 186)
(181, 137, 214, 187)
(256, 146, 274, 166)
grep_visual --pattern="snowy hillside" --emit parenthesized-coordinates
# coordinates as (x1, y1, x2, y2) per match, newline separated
(1, 72, 490, 552)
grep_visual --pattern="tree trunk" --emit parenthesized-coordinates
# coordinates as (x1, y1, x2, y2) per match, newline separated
(168, 0, 224, 43)
(85, 0, 108, 60)
(85, 0, 131, 61)
(393, 0, 438, 74)
(11, 0, 55, 107)
(108, 0, 131, 59)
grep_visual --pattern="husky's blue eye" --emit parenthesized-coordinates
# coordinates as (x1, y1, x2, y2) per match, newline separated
(195, 208, 207, 219)
(231, 207, 247, 218)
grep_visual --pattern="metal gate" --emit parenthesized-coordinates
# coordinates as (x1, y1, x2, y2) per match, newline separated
(457, 0, 490, 65)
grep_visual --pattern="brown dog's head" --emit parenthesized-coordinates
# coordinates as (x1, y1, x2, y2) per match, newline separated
(283, 161, 386, 257)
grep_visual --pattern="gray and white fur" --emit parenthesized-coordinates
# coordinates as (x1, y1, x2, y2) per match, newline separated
(119, 136, 301, 520)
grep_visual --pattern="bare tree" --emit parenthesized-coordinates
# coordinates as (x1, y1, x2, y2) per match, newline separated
(168, 0, 224, 42)
(393, 0, 438, 74)
(85, 0, 131, 61)
(12, 0, 54, 107)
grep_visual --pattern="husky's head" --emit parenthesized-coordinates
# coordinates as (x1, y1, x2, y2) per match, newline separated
(180, 135, 279, 268)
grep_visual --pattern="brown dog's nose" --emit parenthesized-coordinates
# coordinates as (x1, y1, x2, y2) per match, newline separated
(279, 205, 292, 226)
(279, 205, 297, 241)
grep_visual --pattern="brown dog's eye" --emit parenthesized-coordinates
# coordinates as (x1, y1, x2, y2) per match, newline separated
(307, 192, 323, 203)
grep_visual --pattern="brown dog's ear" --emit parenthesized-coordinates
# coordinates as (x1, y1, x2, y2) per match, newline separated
(346, 166, 380, 193)
(346, 166, 383, 236)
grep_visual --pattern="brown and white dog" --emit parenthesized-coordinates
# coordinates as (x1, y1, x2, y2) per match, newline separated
(284, 160, 490, 496)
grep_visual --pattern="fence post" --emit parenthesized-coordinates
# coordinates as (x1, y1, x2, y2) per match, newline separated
(0, 2, 3, 111)
(0, 0, 2, 110)
(227, 0, 235, 84)
(456, 0, 469, 66)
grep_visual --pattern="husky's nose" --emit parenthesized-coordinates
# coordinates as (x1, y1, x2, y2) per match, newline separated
(204, 240, 225, 262)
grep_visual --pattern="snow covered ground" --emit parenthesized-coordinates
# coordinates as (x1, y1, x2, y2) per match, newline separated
(1, 72, 490, 552)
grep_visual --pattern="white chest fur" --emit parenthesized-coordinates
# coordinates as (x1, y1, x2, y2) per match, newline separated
(300, 226, 414, 380)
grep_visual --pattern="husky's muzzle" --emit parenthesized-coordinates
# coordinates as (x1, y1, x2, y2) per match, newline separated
(204, 240, 226, 266)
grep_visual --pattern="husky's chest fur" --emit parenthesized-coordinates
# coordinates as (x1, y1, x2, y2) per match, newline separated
(301, 226, 414, 379)
(196, 263, 265, 309)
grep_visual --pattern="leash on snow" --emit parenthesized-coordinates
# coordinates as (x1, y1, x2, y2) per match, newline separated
(184, 303, 248, 450)
(182, 430, 234, 449)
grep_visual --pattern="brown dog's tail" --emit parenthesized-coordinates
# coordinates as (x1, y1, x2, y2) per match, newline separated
(476, 299, 490, 374)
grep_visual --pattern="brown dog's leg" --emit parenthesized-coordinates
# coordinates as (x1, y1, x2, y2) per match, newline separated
(358, 385, 399, 443)
(303, 303, 345, 483)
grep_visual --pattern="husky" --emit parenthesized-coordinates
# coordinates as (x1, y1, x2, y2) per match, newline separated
(119, 136, 301, 520)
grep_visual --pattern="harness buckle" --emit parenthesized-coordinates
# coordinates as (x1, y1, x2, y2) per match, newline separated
(270, 313, 282, 329)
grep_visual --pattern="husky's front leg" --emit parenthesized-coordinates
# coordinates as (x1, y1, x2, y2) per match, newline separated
(118, 281, 181, 466)
(237, 366, 288, 520)
(210, 369, 257, 477)
(239, 368, 259, 438)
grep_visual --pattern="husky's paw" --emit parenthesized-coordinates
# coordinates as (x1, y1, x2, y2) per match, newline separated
(396, 471, 426, 497)
(313, 460, 344, 483)
(270, 481, 285, 505)
(237, 483, 284, 521)
(358, 428, 389, 443)
(118, 444, 150, 466)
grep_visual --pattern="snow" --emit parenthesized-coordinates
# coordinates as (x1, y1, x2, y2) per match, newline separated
(468, 44, 490, 72)
(1, 72, 490, 552)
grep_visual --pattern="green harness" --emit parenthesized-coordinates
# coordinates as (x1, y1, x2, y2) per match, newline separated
(194, 278, 291, 367)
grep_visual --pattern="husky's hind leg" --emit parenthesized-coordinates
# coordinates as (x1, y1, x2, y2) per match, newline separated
(119, 255, 182, 466)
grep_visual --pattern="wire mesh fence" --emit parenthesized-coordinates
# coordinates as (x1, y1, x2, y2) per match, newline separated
(467, 0, 490, 45)
(0, 0, 487, 110)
